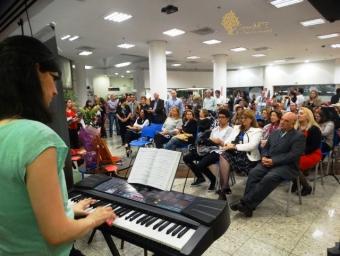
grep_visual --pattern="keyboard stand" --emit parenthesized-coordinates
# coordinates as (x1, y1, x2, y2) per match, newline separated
(87, 228, 120, 256)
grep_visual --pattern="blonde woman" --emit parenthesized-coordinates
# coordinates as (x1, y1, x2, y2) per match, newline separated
(154, 106, 183, 148)
(294, 107, 322, 196)
(218, 109, 262, 197)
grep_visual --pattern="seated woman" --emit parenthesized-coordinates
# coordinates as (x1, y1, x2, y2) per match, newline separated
(260, 110, 282, 148)
(154, 107, 183, 148)
(124, 109, 150, 156)
(218, 109, 262, 197)
(231, 104, 243, 125)
(315, 107, 335, 154)
(183, 109, 233, 191)
(164, 109, 197, 150)
(294, 107, 322, 196)
(197, 108, 213, 138)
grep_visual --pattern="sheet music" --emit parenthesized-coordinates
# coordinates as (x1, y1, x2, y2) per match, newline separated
(128, 148, 181, 191)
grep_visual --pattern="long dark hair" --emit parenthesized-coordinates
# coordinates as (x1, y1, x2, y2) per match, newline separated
(0, 35, 60, 123)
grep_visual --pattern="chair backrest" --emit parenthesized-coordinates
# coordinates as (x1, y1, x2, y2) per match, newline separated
(140, 124, 163, 139)
(93, 136, 121, 165)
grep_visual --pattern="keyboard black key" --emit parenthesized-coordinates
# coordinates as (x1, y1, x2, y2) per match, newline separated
(145, 217, 158, 227)
(130, 212, 143, 221)
(136, 215, 149, 224)
(166, 224, 179, 235)
(115, 207, 126, 215)
(153, 219, 165, 230)
(158, 221, 171, 231)
(177, 227, 190, 238)
(171, 225, 184, 236)
(125, 211, 138, 220)
(141, 215, 154, 225)
(118, 209, 132, 217)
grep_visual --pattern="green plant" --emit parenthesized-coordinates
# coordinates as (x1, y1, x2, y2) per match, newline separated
(79, 105, 100, 126)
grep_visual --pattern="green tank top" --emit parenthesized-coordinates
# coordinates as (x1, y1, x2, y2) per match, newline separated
(0, 119, 73, 255)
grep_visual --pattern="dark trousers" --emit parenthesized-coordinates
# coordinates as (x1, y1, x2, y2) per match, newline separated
(154, 133, 171, 148)
(68, 128, 79, 149)
(183, 151, 219, 182)
(118, 122, 128, 144)
(125, 130, 141, 145)
(242, 164, 294, 210)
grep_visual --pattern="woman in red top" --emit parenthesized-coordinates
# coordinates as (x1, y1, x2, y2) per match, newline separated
(294, 107, 322, 195)
(66, 99, 80, 148)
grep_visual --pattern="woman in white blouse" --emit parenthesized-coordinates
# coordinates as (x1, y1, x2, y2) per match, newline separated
(218, 109, 262, 198)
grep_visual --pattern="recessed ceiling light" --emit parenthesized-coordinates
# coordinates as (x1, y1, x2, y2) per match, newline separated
(114, 72, 119, 75)
(304, 60, 310, 63)
(115, 62, 131, 68)
(203, 39, 221, 45)
(61, 35, 71, 40)
(126, 70, 131, 73)
(72, 64, 76, 69)
(121, 75, 125, 78)
(252, 54, 266, 57)
(239, 66, 243, 69)
(69, 35, 79, 41)
(270, 0, 303, 8)
(331, 44, 340, 48)
(104, 12, 132, 23)
(165, 51, 172, 55)
(78, 50, 93, 56)
(85, 65, 93, 69)
(317, 33, 339, 39)
(163, 28, 185, 37)
(230, 47, 247, 52)
(186, 56, 200, 59)
(117, 43, 135, 49)
(274, 59, 285, 63)
(300, 18, 325, 27)
(171, 63, 182, 67)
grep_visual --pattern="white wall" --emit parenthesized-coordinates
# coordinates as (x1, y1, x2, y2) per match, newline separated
(92, 74, 133, 98)
(334, 59, 340, 85)
(228, 67, 264, 87)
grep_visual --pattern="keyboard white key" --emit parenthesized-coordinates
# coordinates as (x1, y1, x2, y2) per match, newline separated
(112, 212, 196, 251)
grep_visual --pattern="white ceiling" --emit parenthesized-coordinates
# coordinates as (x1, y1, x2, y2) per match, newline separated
(6, 0, 340, 75)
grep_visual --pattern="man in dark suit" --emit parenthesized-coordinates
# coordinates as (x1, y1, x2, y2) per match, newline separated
(148, 92, 166, 124)
(230, 112, 306, 217)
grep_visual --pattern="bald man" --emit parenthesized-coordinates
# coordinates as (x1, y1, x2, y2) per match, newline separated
(230, 112, 306, 217)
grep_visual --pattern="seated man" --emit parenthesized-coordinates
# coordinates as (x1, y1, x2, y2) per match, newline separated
(230, 112, 306, 217)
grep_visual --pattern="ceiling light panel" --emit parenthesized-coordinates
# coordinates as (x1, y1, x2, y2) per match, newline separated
(115, 62, 131, 68)
(270, 0, 303, 8)
(165, 51, 172, 55)
(171, 63, 182, 67)
(69, 35, 79, 41)
(163, 28, 185, 37)
(85, 65, 93, 69)
(252, 54, 266, 57)
(274, 59, 285, 63)
(203, 39, 221, 45)
(331, 44, 340, 48)
(300, 18, 325, 27)
(117, 43, 135, 49)
(230, 47, 247, 52)
(317, 33, 339, 39)
(61, 35, 71, 40)
(104, 12, 132, 23)
(186, 56, 200, 59)
(78, 50, 93, 56)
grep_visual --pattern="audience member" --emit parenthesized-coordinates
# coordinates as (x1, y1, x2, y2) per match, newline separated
(148, 92, 166, 124)
(165, 89, 185, 116)
(230, 112, 306, 217)
(218, 109, 262, 197)
(294, 107, 322, 196)
(203, 89, 216, 113)
(116, 98, 132, 146)
(164, 109, 197, 150)
(261, 110, 282, 148)
(184, 109, 233, 191)
(154, 107, 183, 148)
(303, 89, 322, 110)
(107, 94, 120, 136)
(65, 99, 80, 149)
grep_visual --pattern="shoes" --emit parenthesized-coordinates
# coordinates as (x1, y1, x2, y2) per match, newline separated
(208, 182, 216, 192)
(191, 178, 205, 186)
(229, 201, 253, 217)
(291, 180, 298, 193)
(215, 187, 232, 195)
(301, 185, 312, 196)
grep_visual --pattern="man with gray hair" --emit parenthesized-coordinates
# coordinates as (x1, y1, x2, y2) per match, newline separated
(230, 112, 305, 217)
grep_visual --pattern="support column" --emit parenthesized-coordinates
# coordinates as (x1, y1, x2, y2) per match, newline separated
(133, 67, 145, 99)
(74, 61, 88, 106)
(213, 54, 228, 97)
(148, 40, 167, 100)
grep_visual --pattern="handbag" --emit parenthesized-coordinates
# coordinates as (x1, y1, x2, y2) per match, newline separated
(175, 132, 192, 142)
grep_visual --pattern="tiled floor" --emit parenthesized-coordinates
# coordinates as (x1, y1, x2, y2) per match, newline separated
(74, 135, 340, 256)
